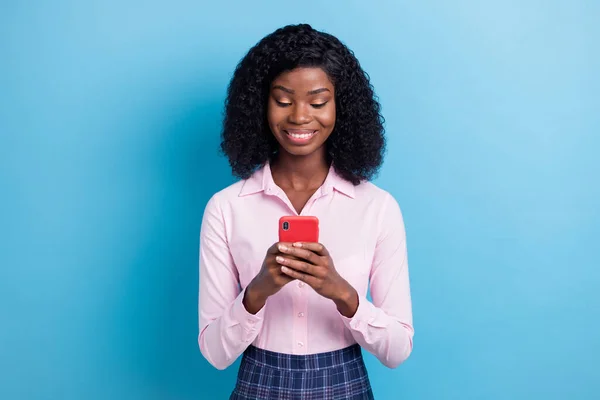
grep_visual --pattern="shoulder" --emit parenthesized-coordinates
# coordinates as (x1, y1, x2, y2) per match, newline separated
(209, 163, 266, 206)
(204, 180, 246, 211)
(354, 180, 405, 228)
(354, 180, 400, 208)
(211, 180, 245, 202)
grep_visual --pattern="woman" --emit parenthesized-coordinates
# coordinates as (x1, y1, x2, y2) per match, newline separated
(199, 24, 413, 399)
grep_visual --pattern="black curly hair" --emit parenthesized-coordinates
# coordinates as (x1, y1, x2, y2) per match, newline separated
(220, 24, 385, 185)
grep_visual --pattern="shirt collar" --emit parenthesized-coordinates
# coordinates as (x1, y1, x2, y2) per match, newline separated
(239, 162, 355, 199)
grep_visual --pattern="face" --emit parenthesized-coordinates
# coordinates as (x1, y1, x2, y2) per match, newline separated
(267, 67, 336, 158)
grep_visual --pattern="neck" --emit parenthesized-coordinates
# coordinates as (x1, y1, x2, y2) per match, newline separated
(270, 148, 330, 191)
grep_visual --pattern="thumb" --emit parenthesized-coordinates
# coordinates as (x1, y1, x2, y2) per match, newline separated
(267, 242, 281, 255)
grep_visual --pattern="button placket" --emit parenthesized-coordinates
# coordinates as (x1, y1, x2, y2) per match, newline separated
(293, 279, 309, 354)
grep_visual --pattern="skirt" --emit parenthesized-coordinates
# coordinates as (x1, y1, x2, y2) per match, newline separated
(230, 344, 374, 400)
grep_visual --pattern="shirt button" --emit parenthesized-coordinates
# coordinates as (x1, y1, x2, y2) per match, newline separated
(297, 341, 304, 347)
(298, 312, 304, 318)
(298, 282, 305, 288)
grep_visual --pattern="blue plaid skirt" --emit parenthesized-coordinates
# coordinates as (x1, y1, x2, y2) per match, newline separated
(230, 344, 374, 400)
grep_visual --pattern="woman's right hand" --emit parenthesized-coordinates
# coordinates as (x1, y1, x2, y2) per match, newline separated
(242, 242, 294, 314)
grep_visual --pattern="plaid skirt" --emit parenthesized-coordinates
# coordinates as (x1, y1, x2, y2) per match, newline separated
(230, 344, 374, 400)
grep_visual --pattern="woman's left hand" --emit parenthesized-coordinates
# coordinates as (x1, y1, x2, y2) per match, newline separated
(276, 242, 359, 317)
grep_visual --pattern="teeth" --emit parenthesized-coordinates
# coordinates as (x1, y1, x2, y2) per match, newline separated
(288, 131, 315, 139)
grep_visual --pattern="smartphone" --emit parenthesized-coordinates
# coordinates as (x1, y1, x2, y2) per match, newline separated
(278, 216, 319, 243)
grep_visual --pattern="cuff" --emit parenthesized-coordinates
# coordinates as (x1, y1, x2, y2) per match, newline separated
(340, 295, 387, 331)
(231, 287, 265, 342)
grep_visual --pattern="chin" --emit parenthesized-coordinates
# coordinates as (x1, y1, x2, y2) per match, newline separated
(279, 145, 319, 157)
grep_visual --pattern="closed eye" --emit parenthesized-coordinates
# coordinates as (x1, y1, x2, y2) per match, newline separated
(311, 102, 328, 109)
(276, 100, 292, 107)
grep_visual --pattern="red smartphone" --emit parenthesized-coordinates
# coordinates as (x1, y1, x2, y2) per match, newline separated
(278, 216, 319, 243)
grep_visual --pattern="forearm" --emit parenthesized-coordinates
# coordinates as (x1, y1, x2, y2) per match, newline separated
(340, 295, 413, 369)
(199, 288, 265, 370)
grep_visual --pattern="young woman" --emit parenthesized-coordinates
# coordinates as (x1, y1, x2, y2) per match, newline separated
(199, 24, 413, 400)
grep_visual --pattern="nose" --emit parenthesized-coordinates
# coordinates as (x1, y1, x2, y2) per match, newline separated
(288, 103, 311, 125)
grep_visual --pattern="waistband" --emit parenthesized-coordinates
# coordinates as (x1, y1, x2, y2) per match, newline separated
(242, 344, 363, 371)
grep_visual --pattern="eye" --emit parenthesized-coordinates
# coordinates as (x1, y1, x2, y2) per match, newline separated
(276, 100, 292, 107)
(311, 102, 328, 109)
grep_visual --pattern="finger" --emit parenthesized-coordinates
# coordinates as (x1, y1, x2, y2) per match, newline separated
(278, 243, 320, 264)
(292, 242, 329, 257)
(267, 255, 299, 272)
(268, 242, 296, 256)
(280, 266, 319, 287)
(276, 256, 318, 276)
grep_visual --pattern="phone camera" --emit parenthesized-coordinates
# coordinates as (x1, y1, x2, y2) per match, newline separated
(282, 221, 289, 231)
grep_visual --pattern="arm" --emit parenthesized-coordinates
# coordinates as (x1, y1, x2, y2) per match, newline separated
(339, 193, 414, 368)
(198, 195, 265, 370)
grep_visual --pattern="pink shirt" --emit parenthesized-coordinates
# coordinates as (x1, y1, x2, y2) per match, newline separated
(198, 163, 414, 370)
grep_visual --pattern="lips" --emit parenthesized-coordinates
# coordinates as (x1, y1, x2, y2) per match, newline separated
(284, 129, 317, 142)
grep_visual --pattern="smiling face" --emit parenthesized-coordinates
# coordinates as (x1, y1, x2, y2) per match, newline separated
(267, 67, 336, 158)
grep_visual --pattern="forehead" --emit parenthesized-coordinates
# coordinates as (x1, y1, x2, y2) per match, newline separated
(272, 67, 334, 91)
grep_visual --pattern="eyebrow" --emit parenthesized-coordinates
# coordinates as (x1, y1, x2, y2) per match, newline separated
(272, 85, 331, 95)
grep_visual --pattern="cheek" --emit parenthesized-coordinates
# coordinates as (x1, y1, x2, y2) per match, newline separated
(267, 103, 284, 131)
(319, 105, 336, 129)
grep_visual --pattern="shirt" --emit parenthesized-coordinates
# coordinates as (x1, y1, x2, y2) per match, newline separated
(198, 163, 414, 370)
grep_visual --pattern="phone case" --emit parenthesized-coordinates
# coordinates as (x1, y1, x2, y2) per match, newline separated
(278, 216, 319, 243)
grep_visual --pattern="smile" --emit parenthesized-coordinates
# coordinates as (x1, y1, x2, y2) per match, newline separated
(284, 130, 317, 141)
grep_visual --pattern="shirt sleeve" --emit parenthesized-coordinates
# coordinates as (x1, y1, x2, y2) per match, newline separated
(339, 192, 414, 368)
(198, 195, 265, 370)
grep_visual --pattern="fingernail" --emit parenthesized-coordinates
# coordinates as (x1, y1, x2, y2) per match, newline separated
(293, 242, 302, 248)
(276, 256, 284, 263)
(281, 266, 289, 273)
(278, 244, 288, 252)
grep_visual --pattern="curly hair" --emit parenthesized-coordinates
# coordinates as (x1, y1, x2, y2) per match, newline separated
(220, 24, 385, 185)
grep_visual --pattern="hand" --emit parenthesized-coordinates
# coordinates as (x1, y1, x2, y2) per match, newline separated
(276, 242, 359, 317)
(243, 242, 295, 314)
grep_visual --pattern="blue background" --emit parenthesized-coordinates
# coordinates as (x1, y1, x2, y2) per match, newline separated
(1, 1, 598, 399)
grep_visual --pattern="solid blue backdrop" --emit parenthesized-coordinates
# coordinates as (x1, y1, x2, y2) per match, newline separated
(1, 1, 598, 399)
